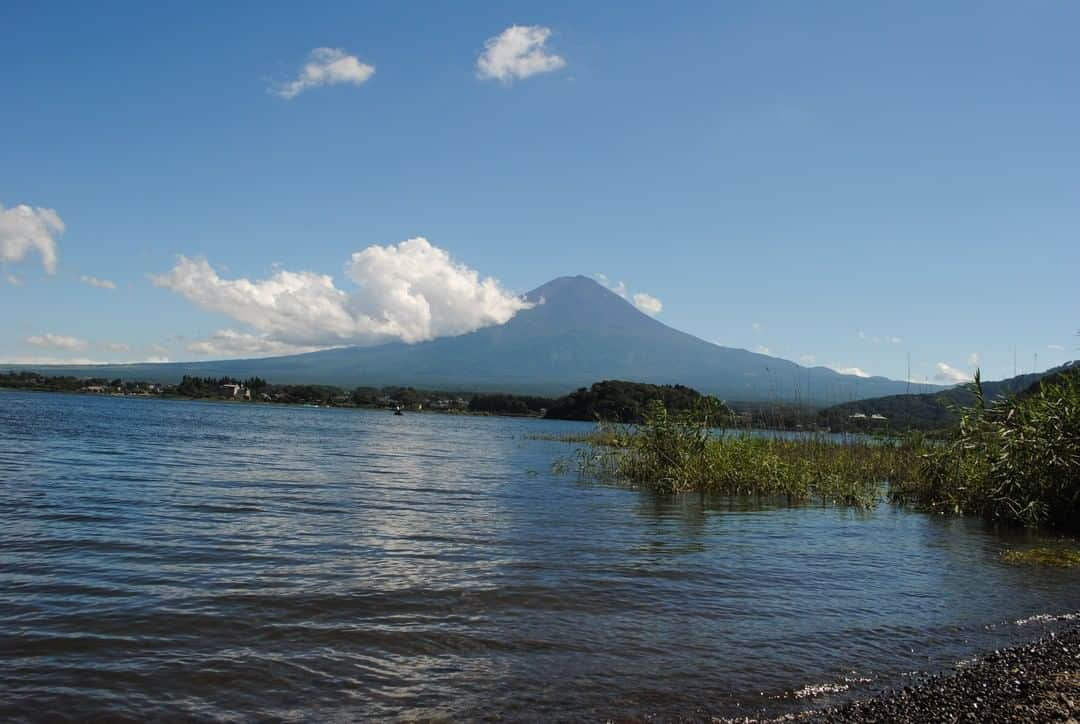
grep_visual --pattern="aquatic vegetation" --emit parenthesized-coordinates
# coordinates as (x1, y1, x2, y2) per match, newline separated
(570, 399, 923, 508)
(1002, 547, 1080, 567)
(890, 371, 1080, 529)
(565, 371, 1080, 528)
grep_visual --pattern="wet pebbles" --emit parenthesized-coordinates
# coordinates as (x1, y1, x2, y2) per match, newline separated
(805, 626, 1080, 723)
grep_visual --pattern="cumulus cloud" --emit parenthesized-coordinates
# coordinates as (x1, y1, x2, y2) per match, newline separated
(103, 342, 130, 353)
(632, 292, 663, 316)
(26, 333, 87, 350)
(273, 47, 375, 99)
(153, 237, 531, 352)
(5, 274, 22, 286)
(0, 203, 63, 273)
(477, 25, 566, 83)
(829, 365, 872, 378)
(934, 362, 971, 384)
(80, 275, 116, 290)
(754, 345, 773, 356)
(187, 329, 322, 359)
(593, 273, 664, 316)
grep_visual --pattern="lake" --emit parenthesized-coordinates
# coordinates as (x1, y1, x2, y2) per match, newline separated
(2, 390, 1078, 721)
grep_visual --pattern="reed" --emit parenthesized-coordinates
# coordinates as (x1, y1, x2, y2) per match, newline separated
(569, 399, 923, 508)
(564, 371, 1079, 529)
(890, 371, 1080, 529)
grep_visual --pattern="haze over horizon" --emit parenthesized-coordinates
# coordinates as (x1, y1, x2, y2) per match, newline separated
(2, 2, 1077, 384)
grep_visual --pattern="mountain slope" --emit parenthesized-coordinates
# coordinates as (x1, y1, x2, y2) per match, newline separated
(819, 361, 1078, 430)
(9, 275, 937, 403)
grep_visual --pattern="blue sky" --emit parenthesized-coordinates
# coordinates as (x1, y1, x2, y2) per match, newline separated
(1, 0, 1076, 384)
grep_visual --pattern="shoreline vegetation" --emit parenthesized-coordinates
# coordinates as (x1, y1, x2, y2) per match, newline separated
(563, 370, 1080, 531)
(0, 373, 732, 423)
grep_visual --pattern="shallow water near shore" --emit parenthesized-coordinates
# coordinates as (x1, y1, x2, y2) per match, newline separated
(2, 390, 1079, 721)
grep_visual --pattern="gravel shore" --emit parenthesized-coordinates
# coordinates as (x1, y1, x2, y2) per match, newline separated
(801, 626, 1080, 723)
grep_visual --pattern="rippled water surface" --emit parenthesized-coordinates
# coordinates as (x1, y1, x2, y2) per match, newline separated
(2, 391, 1079, 721)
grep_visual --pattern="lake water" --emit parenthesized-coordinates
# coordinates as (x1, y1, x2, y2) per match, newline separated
(2, 390, 1079, 721)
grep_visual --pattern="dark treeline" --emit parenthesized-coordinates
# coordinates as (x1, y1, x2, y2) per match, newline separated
(469, 393, 554, 416)
(0, 371, 162, 394)
(544, 380, 732, 424)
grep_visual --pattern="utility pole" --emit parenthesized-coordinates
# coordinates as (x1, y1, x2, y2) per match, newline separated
(906, 352, 911, 395)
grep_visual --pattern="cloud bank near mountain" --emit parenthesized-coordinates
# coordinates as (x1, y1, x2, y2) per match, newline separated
(153, 237, 532, 357)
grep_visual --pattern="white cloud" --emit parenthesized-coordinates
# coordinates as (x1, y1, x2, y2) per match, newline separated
(0, 203, 63, 273)
(934, 362, 971, 384)
(594, 274, 663, 316)
(80, 275, 116, 290)
(754, 345, 773, 356)
(476, 25, 566, 83)
(142, 356, 170, 364)
(829, 365, 872, 378)
(187, 329, 322, 359)
(1048, 344, 1065, 351)
(153, 237, 532, 351)
(273, 47, 375, 99)
(751, 322, 762, 332)
(5, 274, 22, 286)
(103, 342, 130, 353)
(967, 352, 979, 367)
(26, 333, 87, 350)
(799, 354, 816, 365)
(859, 330, 903, 345)
(632, 292, 662, 316)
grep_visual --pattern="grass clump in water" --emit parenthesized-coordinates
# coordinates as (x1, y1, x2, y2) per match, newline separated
(1001, 547, 1080, 567)
(574, 399, 922, 508)
(890, 370, 1080, 530)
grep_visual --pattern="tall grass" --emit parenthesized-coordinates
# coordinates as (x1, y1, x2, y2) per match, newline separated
(573, 399, 922, 508)
(568, 374, 1079, 529)
(890, 371, 1080, 529)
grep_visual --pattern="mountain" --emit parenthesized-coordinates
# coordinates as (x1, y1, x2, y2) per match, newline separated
(9, 275, 939, 403)
(819, 361, 1078, 430)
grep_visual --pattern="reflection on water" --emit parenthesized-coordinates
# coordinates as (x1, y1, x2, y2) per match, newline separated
(1, 390, 1078, 721)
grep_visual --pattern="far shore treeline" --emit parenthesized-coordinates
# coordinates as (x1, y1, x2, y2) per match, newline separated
(0, 371, 728, 424)
(3, 364, 1075, 433)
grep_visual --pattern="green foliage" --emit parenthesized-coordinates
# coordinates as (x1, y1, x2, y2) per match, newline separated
(1001, 547, 1080, 567)
(469, 393, 554, 416)
(544, 380, 732, 424)
(575, 398, 922, 507)
(890, 369, 1080, 529)
(819, 363, 1076, 433)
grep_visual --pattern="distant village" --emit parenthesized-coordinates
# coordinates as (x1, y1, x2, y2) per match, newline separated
(0, 371, 499, 415)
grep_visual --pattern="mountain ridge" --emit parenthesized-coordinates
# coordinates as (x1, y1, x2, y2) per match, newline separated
(6, 275, 942, 404)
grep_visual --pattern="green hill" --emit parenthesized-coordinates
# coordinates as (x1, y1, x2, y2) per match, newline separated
(819, 362, 1077, 432)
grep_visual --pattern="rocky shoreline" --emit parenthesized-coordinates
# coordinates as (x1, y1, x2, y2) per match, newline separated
(797, 626, 1080, 723)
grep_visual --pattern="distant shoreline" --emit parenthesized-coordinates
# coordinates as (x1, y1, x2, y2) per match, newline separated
(0, 385, 551, 419)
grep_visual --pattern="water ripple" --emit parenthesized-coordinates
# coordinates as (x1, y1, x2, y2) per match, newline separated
(1, 390, 1079, 721)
